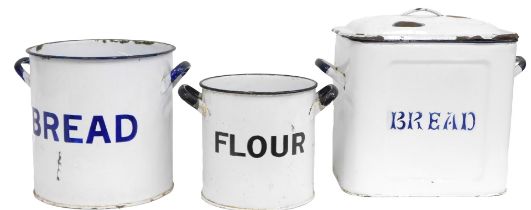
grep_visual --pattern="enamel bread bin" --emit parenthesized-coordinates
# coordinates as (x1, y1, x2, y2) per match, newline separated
(14, 39, 190, 208)
(316, 8, 526, 197)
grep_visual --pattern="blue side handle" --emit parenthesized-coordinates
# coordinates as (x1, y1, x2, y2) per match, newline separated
(170, 61, 191, 87)
(14, 57, 31, 87)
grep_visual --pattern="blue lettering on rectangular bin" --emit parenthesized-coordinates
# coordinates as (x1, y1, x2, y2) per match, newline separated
(391, 111, 476, 131)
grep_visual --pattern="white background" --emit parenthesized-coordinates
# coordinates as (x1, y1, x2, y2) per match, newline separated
(0, 0, 529, 209)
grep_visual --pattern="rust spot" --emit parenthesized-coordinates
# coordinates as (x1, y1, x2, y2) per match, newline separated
(133, 40, 155, 45)
(96, 39, 156, 45)
(344, 35, 385, 42)
(56, 151, 62, 181)
(493, 33, 519, 42)
(334, 28, 384, 42)
(393, 21, 424, 27)
(36, 44, 44, 51)
(446, 15, 469, 19)
(455, 35, 484, 41)
(343, 72, 347, 90)
(456, 34, 518, 42)
(109, 39, 130, 44)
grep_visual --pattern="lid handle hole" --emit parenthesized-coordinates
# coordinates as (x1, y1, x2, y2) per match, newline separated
(393, 21, 425, 27)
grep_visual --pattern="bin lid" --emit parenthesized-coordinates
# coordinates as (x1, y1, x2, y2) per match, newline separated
(333, 8, 518, 43)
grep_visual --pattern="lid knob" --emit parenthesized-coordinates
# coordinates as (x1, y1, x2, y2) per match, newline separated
(401, 8, 443, 17)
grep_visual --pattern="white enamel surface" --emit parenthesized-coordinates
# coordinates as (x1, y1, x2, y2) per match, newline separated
(333, 9, 515, 41)
(199, 88, 317, 209)
(331, 37, 517, 196)
(29, 53, 174, 207)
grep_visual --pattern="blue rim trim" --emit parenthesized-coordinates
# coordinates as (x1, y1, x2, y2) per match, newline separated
(26, 39, 176, 60)
(199, 73, 318, 95)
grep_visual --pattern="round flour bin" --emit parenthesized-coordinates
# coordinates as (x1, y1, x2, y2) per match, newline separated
(179, 74, 338, 209)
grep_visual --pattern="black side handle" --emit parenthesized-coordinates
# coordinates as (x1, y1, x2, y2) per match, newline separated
(178, 84, 201, 109)
(315, 58, 332, 74)
(516, 56, 526, 71)
(317, 84, 339, 107)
